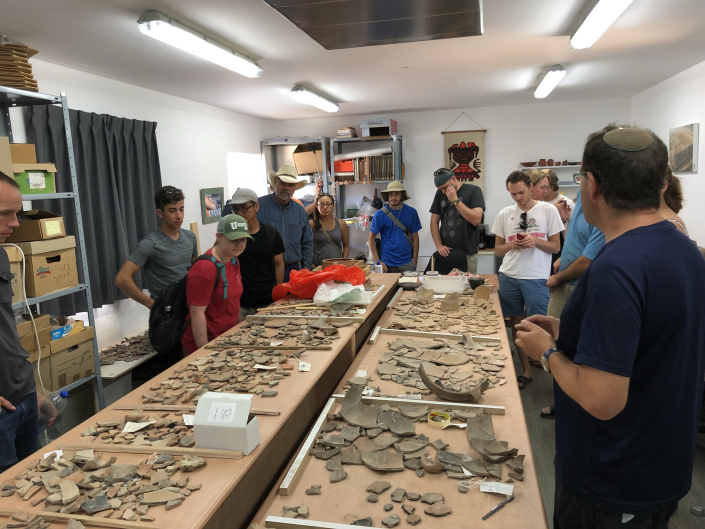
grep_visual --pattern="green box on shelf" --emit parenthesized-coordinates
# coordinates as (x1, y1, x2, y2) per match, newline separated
(13, 163, 58, 194)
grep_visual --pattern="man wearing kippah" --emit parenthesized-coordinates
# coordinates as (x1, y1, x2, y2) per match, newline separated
(429, 168, 485, 273)
(516, 125, 705, 529)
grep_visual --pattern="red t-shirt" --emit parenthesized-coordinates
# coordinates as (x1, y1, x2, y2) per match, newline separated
(181, 248, 243, 354)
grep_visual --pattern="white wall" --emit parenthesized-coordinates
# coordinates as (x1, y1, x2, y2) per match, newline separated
(265, 98, 631, 261)
(24, 60, 267, 340)
(631, 59, 705, 245)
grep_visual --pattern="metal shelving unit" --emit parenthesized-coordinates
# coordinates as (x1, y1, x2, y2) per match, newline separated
(260, 136, 332, 194)
(329, 135, 403, 218)
(1, 85, 105, 410)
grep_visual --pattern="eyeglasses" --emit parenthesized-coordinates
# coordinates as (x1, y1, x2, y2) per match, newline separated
(317, 202, 334, 208)
(519, 212, 528, 231)
(232, 203, 255, 213)
(573, 172, 587, 184)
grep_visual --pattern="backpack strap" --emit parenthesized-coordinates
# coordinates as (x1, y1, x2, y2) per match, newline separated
(193, 254, 225, 299)
(382, 206, 413, 249)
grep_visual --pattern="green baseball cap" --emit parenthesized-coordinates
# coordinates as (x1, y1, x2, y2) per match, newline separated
(217, 214, 253, 240)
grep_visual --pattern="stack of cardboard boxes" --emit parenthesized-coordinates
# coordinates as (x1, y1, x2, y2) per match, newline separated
(2, 141, 96, 392)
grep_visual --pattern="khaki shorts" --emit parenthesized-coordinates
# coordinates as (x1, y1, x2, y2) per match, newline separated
(466, 253, 478, 274)
(547, 282, 576, 319)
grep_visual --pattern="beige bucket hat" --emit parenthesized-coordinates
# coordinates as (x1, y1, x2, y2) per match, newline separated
(380, 180, 411, 201)
(268, 163, 307, 191)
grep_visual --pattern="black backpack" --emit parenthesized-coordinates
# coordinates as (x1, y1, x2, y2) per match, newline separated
(148, 255, 221, 356)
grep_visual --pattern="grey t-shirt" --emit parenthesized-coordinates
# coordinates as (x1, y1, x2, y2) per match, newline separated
(128, 228, 198, 297)
(429, 183, 485, 255)
(0, 247, 35, 405)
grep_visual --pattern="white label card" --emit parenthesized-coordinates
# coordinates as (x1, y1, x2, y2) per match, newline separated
(254, 364, 277, 370)
(207, 402, 236, 423)
(298, 361, 311, 372)
(270, 340, 283, 346)
(182, 414, 194, 426)
(433, 294, 446, 299)
(122, 420, 156, 433)
(28, 172, 47, 189)
(43, 449, 63, 460)
(480, 482, 514, 496)
(355, 370, 368, 378)
(362, 388, 375, 397)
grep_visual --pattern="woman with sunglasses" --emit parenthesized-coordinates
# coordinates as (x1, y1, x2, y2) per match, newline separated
(310, 193, 349, 268)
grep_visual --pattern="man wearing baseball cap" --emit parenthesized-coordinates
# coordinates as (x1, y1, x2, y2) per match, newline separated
(227, 188, 285, 319)
(257, 163, 313, 281)
(181, 214, 252, 354)
(429, 168, 485, 273)
(368, 181, 422, 273)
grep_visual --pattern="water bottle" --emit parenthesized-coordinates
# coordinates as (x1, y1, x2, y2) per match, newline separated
(374, 261, 383, 274)
(39, 390, 68, 425)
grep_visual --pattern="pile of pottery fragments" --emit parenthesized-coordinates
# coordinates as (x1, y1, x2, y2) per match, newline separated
(99, 332, 154, 365)
(0, 449, 205, 522)
(389, 289, 501, 336)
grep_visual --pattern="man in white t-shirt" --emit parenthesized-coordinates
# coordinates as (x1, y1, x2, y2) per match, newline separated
(492, 171, 563, 389)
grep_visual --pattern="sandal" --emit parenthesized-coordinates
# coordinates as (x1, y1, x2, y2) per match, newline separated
(540, 405, 555, 419)
(517, 375, 534, 390)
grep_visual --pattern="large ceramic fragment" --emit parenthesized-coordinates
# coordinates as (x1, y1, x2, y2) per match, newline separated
(387, 411, 416, 437)
(506, 454, 525, 474)
(81, 494, 111, 514)
(395, 437, 429, 454)
(418, 365, 488, 402)
(354, 433, 398, 452)
(466, 414, 494, 442)
(361, 449, 405, 472)
(425, 503, 452, 517)
(397, 405, 428, 420)
(140, 489, 184, 505)
(420, 452, 445, 473)
(366, 480, 391, 494)
(339, 446, 363, 465)
(435, 353, 471, 366)
(59, 480, 80, 504)
(461, 458, 491, 477)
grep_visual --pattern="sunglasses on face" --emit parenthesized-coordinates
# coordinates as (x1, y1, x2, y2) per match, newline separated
(519, 212, 528, 231)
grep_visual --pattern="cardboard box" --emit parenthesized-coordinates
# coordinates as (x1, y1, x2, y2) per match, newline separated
(50, 326, 94, 355)
(0, 136, 13, 177)
(18, 236, 78, 298)
(16, 313, 51, 338)
(293, 143, 328, 175)
(31, 359, 53, 392)
(194, 392, 260, 455)
(5, 209, 66, 243)
(361, 118, 397, 138)
(4, 245, 23, 304)
(10, 143, 37, 164)
(50, 329, 95, 390)
(20, 326, 51, 353)
(13, 163, 57, 195)
(51, 319, 84, 341)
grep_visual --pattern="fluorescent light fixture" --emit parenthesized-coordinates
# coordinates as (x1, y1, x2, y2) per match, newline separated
(137, 10, 262, 78)
(290, 85, 339, 113)
(570, 0, 635, 50)
(534, 65, 567, 99)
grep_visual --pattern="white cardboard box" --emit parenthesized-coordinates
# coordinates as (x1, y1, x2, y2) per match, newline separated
(194, 392, 259, 455)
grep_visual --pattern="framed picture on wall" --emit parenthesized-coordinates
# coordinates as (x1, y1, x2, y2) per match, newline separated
(200, 187, 224, 224)
(669, 123, 699, 173)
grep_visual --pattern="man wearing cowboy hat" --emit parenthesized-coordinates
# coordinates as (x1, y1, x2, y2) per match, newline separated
(257, 163, 313, 281)
(368, 181, 422, 273)
(430, 168, 485, 273)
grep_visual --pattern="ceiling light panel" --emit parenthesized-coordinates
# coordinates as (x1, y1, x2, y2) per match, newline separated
(570, 0, 635, 50)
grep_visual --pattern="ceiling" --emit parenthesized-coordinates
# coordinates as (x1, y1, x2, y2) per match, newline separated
(2, 0, 705, 120)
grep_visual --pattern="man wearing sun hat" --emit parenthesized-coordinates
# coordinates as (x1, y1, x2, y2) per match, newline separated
(368, 181, 422, 273)
(515, 125, 705, 528)
(257, 163, 313, 281)
(429, 168, 485, 274)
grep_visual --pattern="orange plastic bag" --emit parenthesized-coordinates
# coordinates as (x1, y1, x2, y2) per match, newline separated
(272, 265, 366, 301)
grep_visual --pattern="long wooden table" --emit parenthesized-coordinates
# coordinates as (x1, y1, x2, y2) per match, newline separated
(250, 275, 549, 529)
(0, 274, 401, 529)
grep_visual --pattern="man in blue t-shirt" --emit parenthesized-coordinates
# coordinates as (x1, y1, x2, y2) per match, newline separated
(516, 125, 705, 529)
(368, 181, 421, 273)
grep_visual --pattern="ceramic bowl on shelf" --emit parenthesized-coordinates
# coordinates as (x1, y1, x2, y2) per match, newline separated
(519, 161, 536, 167)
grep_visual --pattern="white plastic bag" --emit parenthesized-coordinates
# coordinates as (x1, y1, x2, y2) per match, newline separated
(313, 281, 364, 305)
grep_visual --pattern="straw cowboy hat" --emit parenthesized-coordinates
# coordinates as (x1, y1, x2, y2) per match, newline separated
(380, 180, 411, 201)
(268, 163, 307, 191)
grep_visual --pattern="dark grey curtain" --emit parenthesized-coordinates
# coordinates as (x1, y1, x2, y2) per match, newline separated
(28, 105, 161, 312)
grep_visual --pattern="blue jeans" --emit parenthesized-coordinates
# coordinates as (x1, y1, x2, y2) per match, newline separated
(0, 391, 39, 473)
(498, 272, 550, 318)
(284, 261, 304, 282)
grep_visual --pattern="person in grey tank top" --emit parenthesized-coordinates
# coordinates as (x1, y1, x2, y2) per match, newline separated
(309, 193, 349, 268)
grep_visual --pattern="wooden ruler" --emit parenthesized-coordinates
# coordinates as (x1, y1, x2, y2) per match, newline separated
(57, 444, 244, 459)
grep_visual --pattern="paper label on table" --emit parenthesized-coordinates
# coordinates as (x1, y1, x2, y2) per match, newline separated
(298, 361, 311, 372)
(270, 340, 283, 346)
(43, 449, 62, 460)
(182, 414, 194, 426)
(354, 308, 367, 314)
(362, 388, 375, 397)
(396, 394, 422, 400)
(123, 420, 156, 433)
(433, 294, 446, 299)
(480, 482, 514, 496)
(207, 402, 236, 423)
(44, 219, 63, 236)
(254, 364, 277, 370)
(355, 370, 368, 378)
(28, 172, 47, 189)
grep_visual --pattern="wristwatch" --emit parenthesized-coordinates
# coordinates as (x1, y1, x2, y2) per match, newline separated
(540, 347, 559, 373)
(452, 200, 459, 207)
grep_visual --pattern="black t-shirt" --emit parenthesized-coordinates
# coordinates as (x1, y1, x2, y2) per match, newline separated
(429, 183, 485, 255)
(239, 222, 285, 308)
(0, 248, 35, 405)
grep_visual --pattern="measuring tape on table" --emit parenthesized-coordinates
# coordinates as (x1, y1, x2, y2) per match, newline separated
(427, 411, 451, 428)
